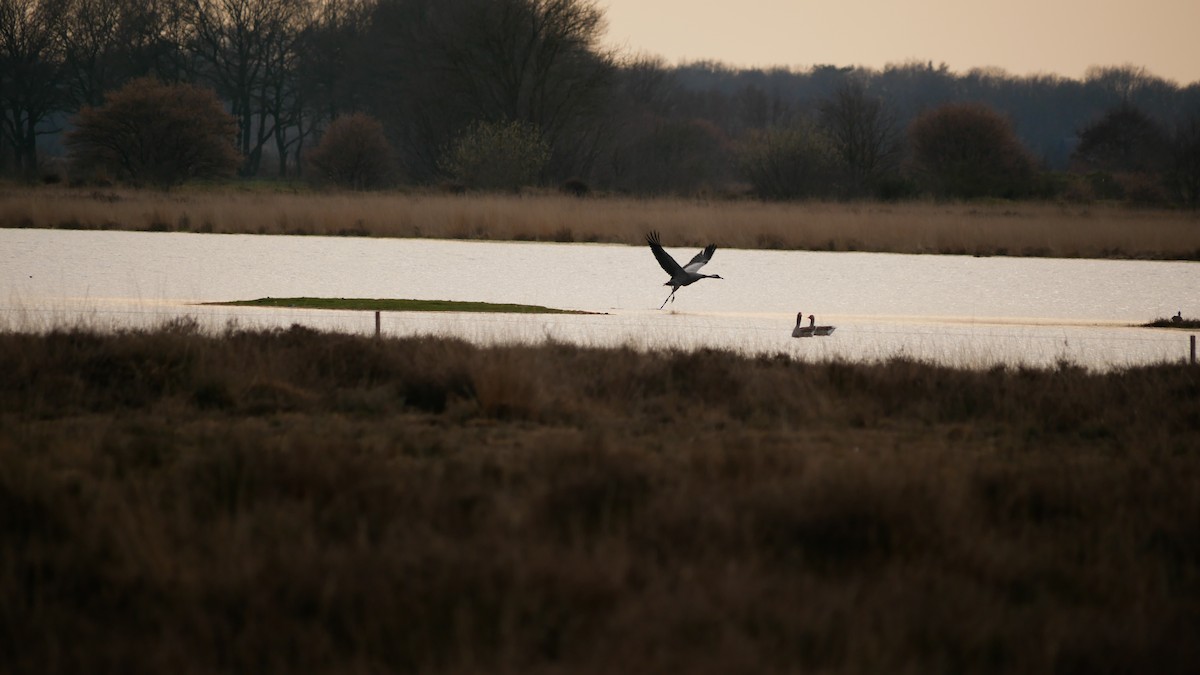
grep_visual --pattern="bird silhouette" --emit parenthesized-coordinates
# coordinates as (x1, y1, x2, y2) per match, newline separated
(792, 312, 836, 337)
(808, 314, 836, 336)
(646, 231, 722, 309)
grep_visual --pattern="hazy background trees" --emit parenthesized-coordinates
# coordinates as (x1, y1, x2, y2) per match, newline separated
(359, 0, 613, 182)
(7, 0, 1200, 205)
(818, 81, 900, 197)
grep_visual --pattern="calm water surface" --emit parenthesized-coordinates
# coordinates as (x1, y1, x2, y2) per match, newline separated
(3, 229, 1197, 369)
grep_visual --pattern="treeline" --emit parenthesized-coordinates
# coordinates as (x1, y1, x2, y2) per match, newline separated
(3, 0, 1200, 205)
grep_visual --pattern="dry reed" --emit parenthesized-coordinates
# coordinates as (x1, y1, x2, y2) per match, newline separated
(4, 184, 1199, 259)
(2, 321, 1198, 674)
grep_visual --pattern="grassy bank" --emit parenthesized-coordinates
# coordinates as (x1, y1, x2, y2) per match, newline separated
(1145, 315, 1200, 328)
(4, 184, 1200, 259)
(2, 321, 1198, 674)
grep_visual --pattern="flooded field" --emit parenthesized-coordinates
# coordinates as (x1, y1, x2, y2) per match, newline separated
(3, 228, 1197, 368)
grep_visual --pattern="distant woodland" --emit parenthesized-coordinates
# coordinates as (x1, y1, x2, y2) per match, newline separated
(4, 0, 1200, 205)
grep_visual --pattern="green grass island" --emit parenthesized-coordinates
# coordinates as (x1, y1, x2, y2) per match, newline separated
(205, 297, 596, 314)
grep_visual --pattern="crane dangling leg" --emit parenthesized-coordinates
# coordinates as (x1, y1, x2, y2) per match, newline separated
(659, 287, 678, 310)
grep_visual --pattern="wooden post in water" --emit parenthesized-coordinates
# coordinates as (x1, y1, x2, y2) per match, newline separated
(375, 311, 381, 338)
(1191, 335, 1196, 365)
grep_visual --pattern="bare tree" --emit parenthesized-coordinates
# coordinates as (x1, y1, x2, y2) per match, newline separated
(51, 0, 125, 108)
(819, 81, 900, 197)
(364, 0, 614, 181)
(295, 0, 372, 136)
(0, 0, 64, 177)
(735, 84, 792, 132)
(616, 53, 678, 118)
(601, 54, 717, 193)
(445, 0, 611, 131)
(141, 0, 197, 82)
(1084, 64, 1158, 103)
(257, 0, 316, 177)
(182, 0, 310, 176)
(52, 0, 188, 110)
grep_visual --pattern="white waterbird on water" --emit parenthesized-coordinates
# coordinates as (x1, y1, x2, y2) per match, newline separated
(646, 231, 722, 309)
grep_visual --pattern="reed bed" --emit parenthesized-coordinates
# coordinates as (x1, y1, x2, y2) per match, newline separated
(2, 321, 1198, 674)
(4, 184, 1199, 259)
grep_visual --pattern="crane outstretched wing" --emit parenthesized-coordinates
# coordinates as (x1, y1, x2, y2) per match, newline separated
(646, 231, 684, 277)
(683, 244, 716, 273)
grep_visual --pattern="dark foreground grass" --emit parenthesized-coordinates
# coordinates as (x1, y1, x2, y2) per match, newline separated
(2, 321, 1198, 674)
(208, 297, 590, 314)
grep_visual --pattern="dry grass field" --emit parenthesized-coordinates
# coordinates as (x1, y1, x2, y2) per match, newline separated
(4, 184, 1200, 259)
(2, 321, 1199, 674)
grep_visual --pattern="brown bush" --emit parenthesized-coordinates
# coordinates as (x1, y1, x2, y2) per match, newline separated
(1071, 103, 1170, 175)
(909, 102, 1038, 199)
(64, 78, 240, 189)
(306, 113, 394, 189)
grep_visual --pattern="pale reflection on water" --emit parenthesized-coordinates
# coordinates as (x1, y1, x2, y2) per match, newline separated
(3, 229, 1197, 369)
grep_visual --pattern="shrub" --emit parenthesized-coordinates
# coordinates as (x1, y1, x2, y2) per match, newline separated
(737, 122, 838, 200)
(1085, 171, 1125, 200)
(908, 102, 1037, 199)
(561, 177, 590, 197)
(1166, 113, 1200, 209)
(1120, 172, 1171, 207)
(1071, 103, 1170, 175)
(306, 114, 394, 190)
(616, 118, 732, 195)
(438, 120, 550, 192)
(65, 78, 240, 189)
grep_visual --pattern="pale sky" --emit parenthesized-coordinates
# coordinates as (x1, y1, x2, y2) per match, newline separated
(599, 0, 1200, 85)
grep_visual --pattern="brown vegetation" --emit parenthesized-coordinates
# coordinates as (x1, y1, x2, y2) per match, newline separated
(2, 321, 1198, 674)
(737, 121, 837, 199)
(909, 103, 1038, 199)
(305, 113, 394, 190)
(65, 78, 240, 189)
(438, 120, 551, 192)
(3, 185, 1199, 259)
